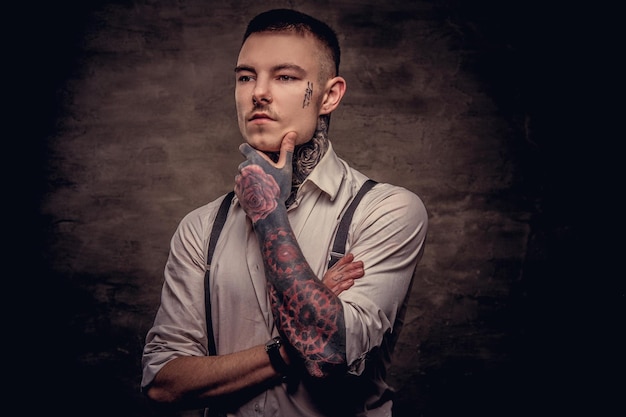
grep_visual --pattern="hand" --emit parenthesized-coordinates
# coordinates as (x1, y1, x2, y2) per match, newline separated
(322, 253, 364, 295)
(235, 132, 296, 222)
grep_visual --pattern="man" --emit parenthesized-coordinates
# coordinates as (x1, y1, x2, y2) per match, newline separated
(142, 8, 428, 417)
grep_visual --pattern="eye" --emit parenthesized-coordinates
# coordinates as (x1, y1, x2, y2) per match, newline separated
(238, 75, 255, 82)
(277, 75, 296, 82)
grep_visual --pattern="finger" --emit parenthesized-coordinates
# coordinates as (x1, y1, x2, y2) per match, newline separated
(342, 261, 364, 278)
(322, 273, 341, 288)
(338, 259, 363, 272)
(237, 159, 252, 172)
(329, 253, 354, 272)
(239, 143, 257, 159)
(276, 132, 296, 169)
(338, 279, 355, 291)
(331, 279, 355, 296)
(322, 274, 336, 286)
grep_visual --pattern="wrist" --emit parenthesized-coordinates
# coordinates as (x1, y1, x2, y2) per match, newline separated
(252, 201, 286, 221)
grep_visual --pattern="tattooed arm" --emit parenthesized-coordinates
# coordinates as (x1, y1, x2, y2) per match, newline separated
(235, 133, 347, 378)
(143, 211, 361, 407)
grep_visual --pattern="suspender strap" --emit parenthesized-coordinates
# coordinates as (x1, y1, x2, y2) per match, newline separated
(204, 191, 235, 356)
(328, 179, 377, 269)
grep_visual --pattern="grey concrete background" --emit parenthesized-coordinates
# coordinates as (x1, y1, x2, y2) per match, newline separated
(14, 0, 610, 416)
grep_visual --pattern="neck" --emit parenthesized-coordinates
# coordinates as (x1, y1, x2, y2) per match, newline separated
(293, 115, 330, 184)
(263, 116, 330, 207)
(286, 115, 330, 207)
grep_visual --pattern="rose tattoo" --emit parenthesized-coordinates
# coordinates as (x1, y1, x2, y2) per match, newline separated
(234, 164, 280, 223)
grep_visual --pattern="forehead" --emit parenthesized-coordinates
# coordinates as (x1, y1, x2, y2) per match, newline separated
(237, 31, 323, 73)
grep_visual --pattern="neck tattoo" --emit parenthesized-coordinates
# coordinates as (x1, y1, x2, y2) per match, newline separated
(286, 115, 330, 207)
(264, 116, 330, 208)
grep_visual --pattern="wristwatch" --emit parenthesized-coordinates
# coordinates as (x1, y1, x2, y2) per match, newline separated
(265, 336, 290, 376)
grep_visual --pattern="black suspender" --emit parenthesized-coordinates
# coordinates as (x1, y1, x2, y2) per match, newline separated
(203, 180, 377, 355)
(204, 191, 235, 356)
(327, 179, 377, 268)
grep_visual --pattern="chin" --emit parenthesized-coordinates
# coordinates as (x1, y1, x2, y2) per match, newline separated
(248, 142, 280, 153)
(244, 135, 281, 152)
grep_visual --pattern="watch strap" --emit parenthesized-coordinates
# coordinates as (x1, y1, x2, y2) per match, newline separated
(265, 336, 289, 376)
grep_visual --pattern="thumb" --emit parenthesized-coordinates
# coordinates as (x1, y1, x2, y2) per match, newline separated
(276, 132, 296, 168)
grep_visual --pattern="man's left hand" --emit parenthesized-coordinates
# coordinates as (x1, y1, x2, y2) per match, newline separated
(235, 132, 296, 222)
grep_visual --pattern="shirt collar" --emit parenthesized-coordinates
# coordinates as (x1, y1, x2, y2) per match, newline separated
(300, 141, 345, 201)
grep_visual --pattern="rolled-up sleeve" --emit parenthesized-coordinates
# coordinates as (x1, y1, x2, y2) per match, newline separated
(141, 204, 215, 391)
(339, 186, 428, 375)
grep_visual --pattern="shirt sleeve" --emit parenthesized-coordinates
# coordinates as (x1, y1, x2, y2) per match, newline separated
(339, 184, 428, 375)
(140, 202, 217, 391)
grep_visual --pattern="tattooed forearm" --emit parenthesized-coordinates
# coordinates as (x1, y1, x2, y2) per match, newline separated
(256, 218, 347, 377)
(235, 117, 345, 377)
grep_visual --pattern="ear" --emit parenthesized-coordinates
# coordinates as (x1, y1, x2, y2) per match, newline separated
(319, 76, 347, 115)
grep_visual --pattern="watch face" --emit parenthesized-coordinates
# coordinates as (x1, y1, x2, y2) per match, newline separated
(267, 336, 281, 349)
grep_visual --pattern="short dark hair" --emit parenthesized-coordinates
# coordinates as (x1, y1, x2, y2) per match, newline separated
(243, 9, 341, 76)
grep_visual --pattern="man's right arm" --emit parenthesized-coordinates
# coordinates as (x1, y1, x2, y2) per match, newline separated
(142, 206, 362, 407)
(145, 344, 286, 405)
(142, 205, 285, 406)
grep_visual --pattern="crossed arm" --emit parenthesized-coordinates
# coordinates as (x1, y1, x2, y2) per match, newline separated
(146, 258, 360, 405)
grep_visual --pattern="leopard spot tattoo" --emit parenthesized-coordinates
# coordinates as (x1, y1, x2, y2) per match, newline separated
(258, 221, 347, 377)
(269, 281, 344, 377)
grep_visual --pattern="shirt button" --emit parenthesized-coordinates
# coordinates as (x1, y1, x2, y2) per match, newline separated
(254, 403, 261, 413)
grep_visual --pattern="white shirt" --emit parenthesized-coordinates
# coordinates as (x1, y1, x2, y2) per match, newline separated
(142, 142, 428, 416)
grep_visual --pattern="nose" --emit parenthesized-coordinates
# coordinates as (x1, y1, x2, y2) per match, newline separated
(252, 77, 272, 106)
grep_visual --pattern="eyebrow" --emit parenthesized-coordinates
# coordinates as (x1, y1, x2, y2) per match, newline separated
(234, 63, 307, 76)
(234, 65, 255, 73)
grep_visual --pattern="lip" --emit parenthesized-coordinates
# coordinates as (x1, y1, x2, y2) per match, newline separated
(248, 112, 275, 123)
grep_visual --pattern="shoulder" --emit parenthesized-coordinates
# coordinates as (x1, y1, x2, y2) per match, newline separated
(351, 183, 428, 245)
(338, 159, 426, 221)
(173, 193, 234, 243)
(357, 182, 428, 234)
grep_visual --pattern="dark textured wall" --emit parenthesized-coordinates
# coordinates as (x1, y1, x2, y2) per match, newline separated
(19, 0, 596, 416)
